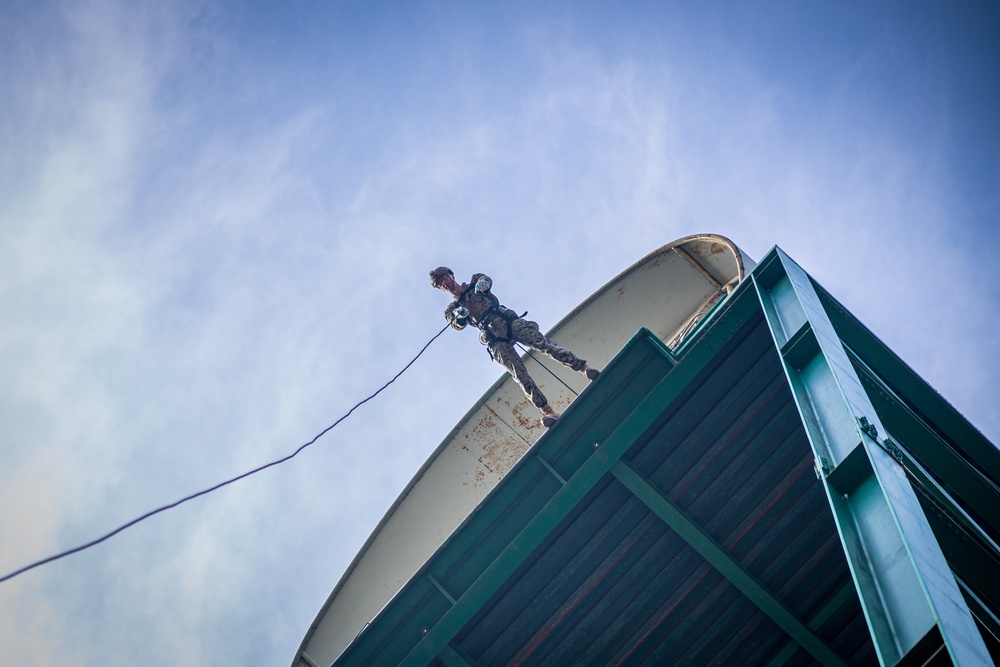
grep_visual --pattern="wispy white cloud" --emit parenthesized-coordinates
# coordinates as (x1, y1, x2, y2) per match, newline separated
(1, 2, 997, 666)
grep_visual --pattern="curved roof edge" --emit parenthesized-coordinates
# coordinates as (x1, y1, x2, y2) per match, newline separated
(548, 233, 751, 338)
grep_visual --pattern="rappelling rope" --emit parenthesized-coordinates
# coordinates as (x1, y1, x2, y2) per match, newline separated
(0, 322, 452, 585)
(514, 342, 581, 397)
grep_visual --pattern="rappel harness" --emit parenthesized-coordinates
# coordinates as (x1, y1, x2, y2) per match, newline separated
(453, 284, 526, 361)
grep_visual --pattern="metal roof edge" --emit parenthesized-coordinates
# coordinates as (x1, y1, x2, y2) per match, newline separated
(545, 233, 752, 342)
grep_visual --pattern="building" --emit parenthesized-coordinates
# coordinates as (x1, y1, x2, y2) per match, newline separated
(294, 235, 1000, 666)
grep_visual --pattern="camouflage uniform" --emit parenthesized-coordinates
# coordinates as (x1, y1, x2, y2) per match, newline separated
(445, 274, 586, 410)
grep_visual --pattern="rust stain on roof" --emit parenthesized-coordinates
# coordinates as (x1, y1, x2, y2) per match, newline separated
(511, 400, 536, 430)
(463, 408, 531, 484)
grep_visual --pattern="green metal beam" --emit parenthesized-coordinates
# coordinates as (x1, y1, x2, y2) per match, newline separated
(830, 356, 1000, 614)
(844, 342, 1000, 538)
(894, 440, 1000, 615)
(611, 459, 850, 667)
(815, 285, 1000, 486)
(753, 248, 991, 666)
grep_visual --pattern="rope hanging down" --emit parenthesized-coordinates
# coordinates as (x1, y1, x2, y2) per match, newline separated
(514, 342, 580, 398)
(0, 323, 451, 585)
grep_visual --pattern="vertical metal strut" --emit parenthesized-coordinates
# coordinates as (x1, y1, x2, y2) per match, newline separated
(753, 248, 990, 666)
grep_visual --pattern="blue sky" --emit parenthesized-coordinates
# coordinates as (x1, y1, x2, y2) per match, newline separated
(1, 1, 998, 665)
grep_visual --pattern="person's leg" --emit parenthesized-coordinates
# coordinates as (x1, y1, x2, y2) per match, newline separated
(491, 341, 557, 427)
(511, 319, 598, 378)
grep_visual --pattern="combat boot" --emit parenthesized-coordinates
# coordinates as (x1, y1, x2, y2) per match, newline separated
(540, 404, 559, 428)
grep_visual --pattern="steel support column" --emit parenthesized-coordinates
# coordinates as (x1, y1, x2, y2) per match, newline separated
(753, 248, 990, 666)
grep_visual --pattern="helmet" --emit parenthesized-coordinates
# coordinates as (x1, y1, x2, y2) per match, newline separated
(429, 266, 454, 288)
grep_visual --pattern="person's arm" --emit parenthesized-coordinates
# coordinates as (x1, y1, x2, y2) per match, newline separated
(471, 273, 492, 294)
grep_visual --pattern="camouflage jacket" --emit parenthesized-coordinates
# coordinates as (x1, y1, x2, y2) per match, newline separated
(444, 273, 520, 344)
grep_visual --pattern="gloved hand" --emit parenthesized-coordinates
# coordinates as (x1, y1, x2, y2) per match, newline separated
(453, 306, 469, 319)
(475, 278, 491, 293)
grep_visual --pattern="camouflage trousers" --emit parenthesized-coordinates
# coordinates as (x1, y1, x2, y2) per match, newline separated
(489, 318, 587, 411)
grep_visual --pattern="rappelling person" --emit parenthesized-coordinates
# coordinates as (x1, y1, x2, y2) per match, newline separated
(430, 266, 600, 428)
